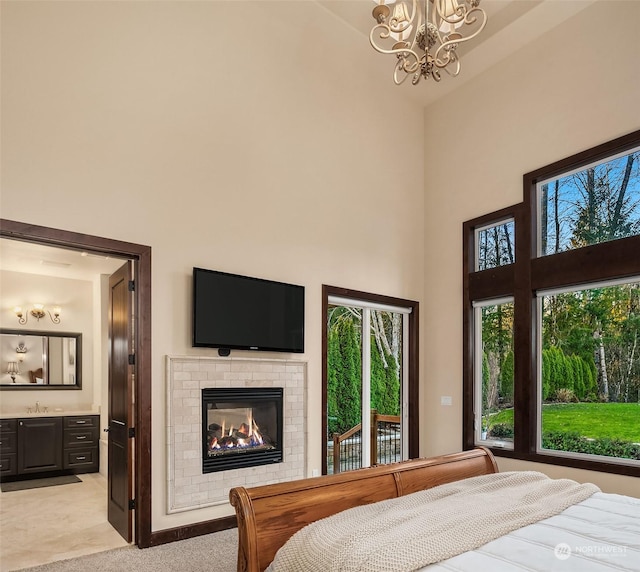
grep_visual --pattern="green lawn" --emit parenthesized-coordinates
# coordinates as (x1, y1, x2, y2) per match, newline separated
(488, 402, 640, 442)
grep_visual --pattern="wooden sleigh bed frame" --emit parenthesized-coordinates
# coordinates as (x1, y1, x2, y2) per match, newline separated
(229, 447, 499, 572)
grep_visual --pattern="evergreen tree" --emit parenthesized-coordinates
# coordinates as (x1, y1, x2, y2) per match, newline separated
(327, 317, 361, 434)
(371, 341, 400, 416)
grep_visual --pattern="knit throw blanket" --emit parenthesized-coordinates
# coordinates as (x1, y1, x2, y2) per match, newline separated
(266, 471, 600, 572)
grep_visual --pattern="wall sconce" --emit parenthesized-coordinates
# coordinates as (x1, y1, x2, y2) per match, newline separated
(7, 361, 19, 383)
(14, 304, 61, 325)
(16, 342, 27, 362)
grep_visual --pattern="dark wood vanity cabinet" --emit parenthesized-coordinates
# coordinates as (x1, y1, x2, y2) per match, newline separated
(63, 415, 99, 471)
(18, 417, 63, 474)
(0, 415, 99, 480)
(0, 418, 17, 477)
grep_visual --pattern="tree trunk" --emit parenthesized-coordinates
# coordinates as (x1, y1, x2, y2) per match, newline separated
(371, 311, 389, 369)
(611, 154, 636, 236)
(391, 313, 402, 380)
(594, 329, 609, 400)
(541, 183, 548, 255)
(554, 180, 561, 253)
(623, 330, 637, 403)
(486, 352, 500, 410)
(503, 224, 514, 264)
(586, 168, 596, 242)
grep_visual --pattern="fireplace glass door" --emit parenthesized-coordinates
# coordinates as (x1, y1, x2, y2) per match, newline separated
(202, 387, 283, 473)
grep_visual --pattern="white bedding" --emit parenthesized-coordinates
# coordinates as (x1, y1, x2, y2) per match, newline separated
(267, 472, 600, 572)
(421, 492, 640, 571)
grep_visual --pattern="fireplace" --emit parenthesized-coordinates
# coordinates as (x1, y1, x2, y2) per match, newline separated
(201, 387, 283, 473)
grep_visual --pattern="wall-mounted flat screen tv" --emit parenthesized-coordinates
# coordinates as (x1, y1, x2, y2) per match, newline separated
(192, 268, 305, 353)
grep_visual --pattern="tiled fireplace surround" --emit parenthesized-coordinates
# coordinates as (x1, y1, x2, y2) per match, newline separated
(166, 356, 307, 513)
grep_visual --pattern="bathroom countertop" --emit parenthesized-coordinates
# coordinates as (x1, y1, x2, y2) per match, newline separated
(0, 410, 99, 419)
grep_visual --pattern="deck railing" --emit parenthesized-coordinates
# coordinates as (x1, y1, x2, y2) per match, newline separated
(330, 410, 401, 474)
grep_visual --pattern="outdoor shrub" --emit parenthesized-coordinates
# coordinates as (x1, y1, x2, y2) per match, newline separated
(555, 388, 578, 403)
(542, 431, 640, 460)
(487, 423, 514, 439)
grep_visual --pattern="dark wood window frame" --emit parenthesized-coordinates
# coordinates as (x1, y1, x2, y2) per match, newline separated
(463, 129, 640, 477)
(321, 285, 419, 474)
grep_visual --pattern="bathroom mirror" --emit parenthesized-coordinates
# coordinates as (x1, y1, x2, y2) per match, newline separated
(0, 329, 82, 390)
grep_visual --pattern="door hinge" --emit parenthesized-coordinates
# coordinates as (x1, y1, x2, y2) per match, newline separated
(129, 499, 136, 510)
(128, 354, 135, 365)
(128, 280, 135, 292)
(128, 427, 135, 438)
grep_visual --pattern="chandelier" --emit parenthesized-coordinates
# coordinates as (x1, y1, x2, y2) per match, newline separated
(370, 0, 487, 85)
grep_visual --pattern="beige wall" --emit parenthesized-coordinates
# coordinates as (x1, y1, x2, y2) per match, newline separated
(0, 270, 95, 411)
(422, 1, 640, 493)
(0, 1, 425, 530)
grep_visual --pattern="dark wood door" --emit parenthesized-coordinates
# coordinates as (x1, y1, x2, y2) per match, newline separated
(108, 261, 134, 542)
(17, 417, 63, 474)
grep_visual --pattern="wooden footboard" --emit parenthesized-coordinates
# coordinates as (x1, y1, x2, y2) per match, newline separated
(229, 447, 498, 572)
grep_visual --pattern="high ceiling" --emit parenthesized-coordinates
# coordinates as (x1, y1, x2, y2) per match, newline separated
(319, 0, 597, 106)
(0, 1, 599, 280)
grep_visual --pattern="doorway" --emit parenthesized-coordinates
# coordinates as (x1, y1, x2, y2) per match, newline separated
(322, 285, 419, 475)
(0, 219, 152, 549)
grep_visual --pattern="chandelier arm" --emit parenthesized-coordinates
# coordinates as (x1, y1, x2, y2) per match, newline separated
(370, 27, 421, 73)
(441, 56, 461, 77)
(462, 6, 487, 32)
(431, 8, 487, 69)
(394, 62, 413, 85)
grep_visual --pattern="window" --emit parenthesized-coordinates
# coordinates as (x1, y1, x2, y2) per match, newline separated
(537, 280, 640, 464)
(463, 129, 640, 477)
(475, 219, 515, 271)
(539, 149, 640, 255)
(474, 298, 514, 448)
(322, 286, 419, 475)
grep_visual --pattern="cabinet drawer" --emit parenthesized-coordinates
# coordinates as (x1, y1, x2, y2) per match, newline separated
(64, 428, 98, 448)
(0, 432, 17, 453)
(64, 448, 98, 469)
(0, 419, 17, 432)
(64, 416, 98, 429)
(0, 453, 17, 476)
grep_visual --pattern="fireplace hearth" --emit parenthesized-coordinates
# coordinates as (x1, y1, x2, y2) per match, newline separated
(202, 387, 283, 473)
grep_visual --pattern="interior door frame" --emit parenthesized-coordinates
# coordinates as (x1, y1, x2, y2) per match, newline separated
(0, 219, 153, 547)
(321, 285, 420, 474)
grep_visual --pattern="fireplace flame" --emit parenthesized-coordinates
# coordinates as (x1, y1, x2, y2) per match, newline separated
(207, 414, 266, 452)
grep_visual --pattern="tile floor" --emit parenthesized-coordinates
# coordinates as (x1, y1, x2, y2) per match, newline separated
(0, 473, 129, 571)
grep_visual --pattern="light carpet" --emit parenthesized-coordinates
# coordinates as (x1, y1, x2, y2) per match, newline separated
(17, 528, 238, 572)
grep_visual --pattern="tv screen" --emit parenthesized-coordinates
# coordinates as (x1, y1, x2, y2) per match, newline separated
(192, 268, 305, 353)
